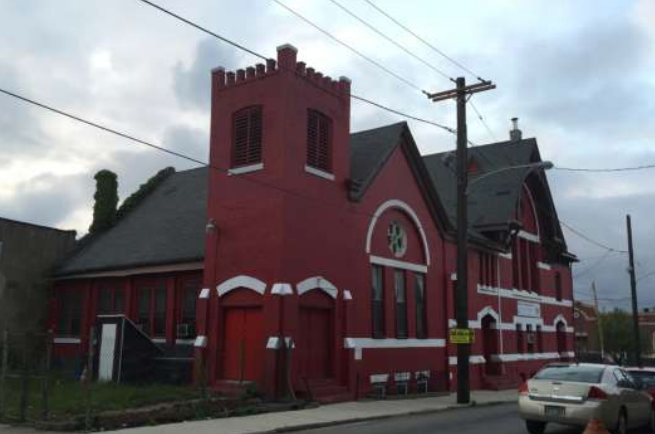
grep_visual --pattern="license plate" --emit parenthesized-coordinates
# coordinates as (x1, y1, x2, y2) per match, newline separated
(545, 406, 565, 417)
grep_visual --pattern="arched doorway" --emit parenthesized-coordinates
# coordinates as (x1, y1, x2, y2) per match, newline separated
(556, 321, 567, 359)
(296, 289, 334, 382)
(481, 314, 499, 375)
(220, 287, 265, 383)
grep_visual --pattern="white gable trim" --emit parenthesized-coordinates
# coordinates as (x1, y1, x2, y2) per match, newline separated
(365, 199, 431, 266)
(477, 306, 500, 323)
(297, 276, 338, 299)
(216, 275, 266, 296)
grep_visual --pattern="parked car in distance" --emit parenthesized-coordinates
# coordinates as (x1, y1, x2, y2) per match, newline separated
(518, 363, 654, 434)
(626, 367, 655, 403)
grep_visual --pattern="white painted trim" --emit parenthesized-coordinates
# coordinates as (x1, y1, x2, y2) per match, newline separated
(518, 230, 540, 243)
(271, 283, 294, 296)
(477, 306, 500, 323)
(296, 276, 338, 299)
(54, 337, 81, 344)
(490, 352, 560, 362)
(365, 199, 431, 266)
(523, 185, 541, 237)
(344, 338, 445, 349)
(267, 337, 280, 349)
(304, 165, 335, 181)
(395, 372, 411, 381)
(175, 339, 195, 345)
(370, 255, 428, 273)
(199, 288, 210, 299)
(266, 336, 295, 350)
(228, 163, 263, 175)
(449, 356, 485, 365)
(415, 370, 430, 378)
(194, 335, 208, 348)
(152, 338, 166, 344)
(343, 290, 353, 300)
(55, 261, 204, 280)
(499, 252, 512, 260)
(370, 374, 389, 383)
(450, 273, 457, 281)
(448, 318, 573, 333)
(553, 314, 569, 328)
(537, 262, 551, 271)
(217, 275, 266, 296)
(476, 285, 573, 308)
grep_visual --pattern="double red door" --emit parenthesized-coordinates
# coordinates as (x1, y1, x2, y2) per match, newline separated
(222, 308, 264, 381)
(297, 307, 332, 380)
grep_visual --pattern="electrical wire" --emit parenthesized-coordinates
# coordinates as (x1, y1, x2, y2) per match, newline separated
(554, 164, 655, 173)
(363, 0, 485, 82)
(272, 0, 426, 93)
(559, 220, 628, 253)
(133, 0, 454, 135)
(325, 0, 453, 82)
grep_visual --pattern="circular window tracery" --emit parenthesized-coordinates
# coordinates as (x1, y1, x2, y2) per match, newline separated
(387, 221, 407, 258)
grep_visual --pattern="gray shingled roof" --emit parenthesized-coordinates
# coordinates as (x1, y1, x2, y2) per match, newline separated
(349, 122, 406, 200)
(58, 127, 568, 276)
(57, 167, 208, 276)
(423, 138, 541, 230)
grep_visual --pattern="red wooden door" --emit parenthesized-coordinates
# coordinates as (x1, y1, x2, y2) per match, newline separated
(222, 308, 264, 381)
(298, 307, 332, 380)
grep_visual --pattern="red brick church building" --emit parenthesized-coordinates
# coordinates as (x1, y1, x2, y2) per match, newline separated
(51, 44, 576, 399)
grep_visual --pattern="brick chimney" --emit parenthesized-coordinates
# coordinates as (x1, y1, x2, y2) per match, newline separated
(509, 117, 522, 142)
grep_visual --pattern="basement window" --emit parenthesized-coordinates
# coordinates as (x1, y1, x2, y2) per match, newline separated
(232, 106, 263, 168)
(306, 109, 332, 173)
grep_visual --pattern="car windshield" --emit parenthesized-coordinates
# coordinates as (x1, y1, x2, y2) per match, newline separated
(628, 371, 655, 387)
(534, 365, 605, 383)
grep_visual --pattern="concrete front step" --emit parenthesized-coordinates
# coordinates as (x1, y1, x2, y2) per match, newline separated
(296, 379, 351, 403)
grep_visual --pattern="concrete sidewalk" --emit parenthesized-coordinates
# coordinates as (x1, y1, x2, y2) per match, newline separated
(121, 389, 517, 434)
(0, 390, 517, 434)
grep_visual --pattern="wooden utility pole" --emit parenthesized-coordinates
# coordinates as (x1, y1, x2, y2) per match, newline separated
(591, 281, 605, 359)
(626, 215, 642, 367)
(426, 77, 495, 404)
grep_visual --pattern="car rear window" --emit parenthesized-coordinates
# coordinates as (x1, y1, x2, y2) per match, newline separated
(534, 365, 605, 383)
(628, 370, 655, 387)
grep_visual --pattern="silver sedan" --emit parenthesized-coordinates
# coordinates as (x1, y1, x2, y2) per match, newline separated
(518, 363, 654, 434)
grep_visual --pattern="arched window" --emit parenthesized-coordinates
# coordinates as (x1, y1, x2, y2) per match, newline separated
(306, 109, 332, 172)
(232, 106, 263, 167)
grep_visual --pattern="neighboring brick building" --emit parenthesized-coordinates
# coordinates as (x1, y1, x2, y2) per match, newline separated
(51, 44, 576, 399)
(574, 301, 601, 355)
(0, 217, 76, 331)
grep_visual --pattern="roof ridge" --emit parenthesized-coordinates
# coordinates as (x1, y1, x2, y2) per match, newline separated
(350, 121, 407, 137)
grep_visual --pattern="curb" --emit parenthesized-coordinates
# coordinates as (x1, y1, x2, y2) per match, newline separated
(269, 399, 515, 433)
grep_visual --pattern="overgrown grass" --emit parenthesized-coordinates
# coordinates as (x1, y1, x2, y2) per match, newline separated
(1, 376, 200, 422)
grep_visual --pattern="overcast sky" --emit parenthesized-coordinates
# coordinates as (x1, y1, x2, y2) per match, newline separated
(1, 0, 654, 308)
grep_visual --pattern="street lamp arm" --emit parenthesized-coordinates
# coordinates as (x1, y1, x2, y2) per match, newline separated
(466, 161, 553, 194)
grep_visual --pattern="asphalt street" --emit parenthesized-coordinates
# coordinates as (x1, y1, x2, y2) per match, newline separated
(296, 403, 587, 434)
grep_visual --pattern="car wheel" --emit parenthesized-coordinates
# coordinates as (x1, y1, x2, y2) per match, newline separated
(525, 420, 546, 434)
(614, 410, 627, 434)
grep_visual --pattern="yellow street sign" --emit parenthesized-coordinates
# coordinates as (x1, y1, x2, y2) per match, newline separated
(449, 328, 475, 344)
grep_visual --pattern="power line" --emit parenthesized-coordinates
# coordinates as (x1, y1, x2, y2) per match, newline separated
(559, 219, 628, 253)
(555, 164, 655, 173)
(363, 0, 485, 82)
(469, 101, 497, 142)
(272, 0, 426, 93)
(133, 0, 453, 135)
(325, 0, 453, 83)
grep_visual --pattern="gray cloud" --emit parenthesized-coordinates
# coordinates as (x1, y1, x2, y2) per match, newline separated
(173, 38, 240, 110)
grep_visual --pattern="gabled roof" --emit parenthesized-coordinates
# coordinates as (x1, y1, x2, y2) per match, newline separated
(349, 122, 452, 235)
(56, 167, 207, 276)
(423, 138, 540, 230)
